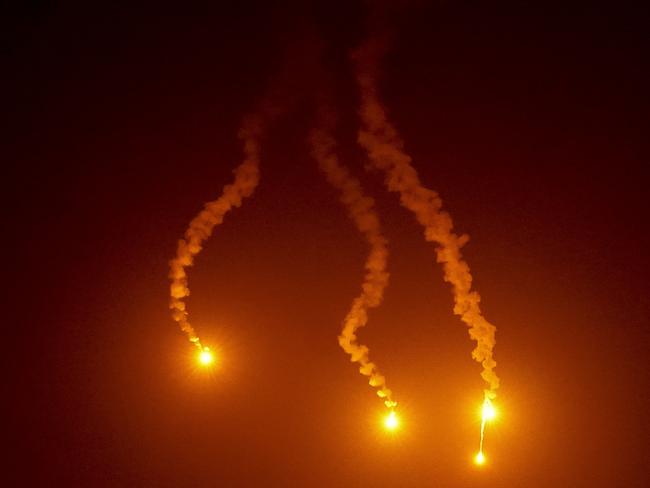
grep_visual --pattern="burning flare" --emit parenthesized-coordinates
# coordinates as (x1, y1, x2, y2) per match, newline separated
(309, 103, 396, 410)
(353, 26, 500, 454)
(482, 398, 497, 421)
(198, 347, 215, 366)
(384, 410, 399, 430)
(476, 398, 496, 465)
(474, 451, 485, 465)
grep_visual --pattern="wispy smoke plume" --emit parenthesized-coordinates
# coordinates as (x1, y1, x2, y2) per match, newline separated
(309, 103, 396, 409)
(169, 114, 263, 350)
(352, 35, 499, 401)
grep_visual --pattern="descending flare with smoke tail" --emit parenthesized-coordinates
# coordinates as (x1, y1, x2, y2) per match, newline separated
(309, 104, 396, 410)
(352, 31, 499, 451)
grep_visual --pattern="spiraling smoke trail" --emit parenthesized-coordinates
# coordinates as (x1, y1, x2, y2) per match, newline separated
(309, 103, 396, 409)
(169, 115, 263, 351)
(352, 34, 499, 404)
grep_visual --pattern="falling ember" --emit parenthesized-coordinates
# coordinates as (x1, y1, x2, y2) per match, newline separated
(198, 348, 215, 366)
(474, 451, 486, 466)
(477, 398, 496, 464)
(384, 410, 399, 430)
(482, 397, 496, 421)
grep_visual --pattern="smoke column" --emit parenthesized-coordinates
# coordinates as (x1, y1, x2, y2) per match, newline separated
(309, 104, 396, 409)
(352, 35, 499, 405)
(169, 115, 263, 351)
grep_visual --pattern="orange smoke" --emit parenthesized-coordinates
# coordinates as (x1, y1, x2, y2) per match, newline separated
(169, 115, 263, 351)
(352, 36, 499, 402)
(167, 40, 304, 351)
(309, 105, 396, 409)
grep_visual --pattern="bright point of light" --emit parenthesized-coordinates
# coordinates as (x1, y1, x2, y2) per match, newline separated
(384, 411, 399, 430)
(482, 400, 496, 421)
(474, 451, 485, 465)
(198, 348, 214, 366)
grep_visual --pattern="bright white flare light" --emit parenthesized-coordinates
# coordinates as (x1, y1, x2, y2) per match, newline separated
(384, 411, 399, 430)
(198, 348, 215, 366)
(474, 451, 486, 465)
(482, 399, 496, 421)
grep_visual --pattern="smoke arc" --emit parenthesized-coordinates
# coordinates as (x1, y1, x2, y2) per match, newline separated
(309, 104, 396, 409)
(352, 35, 499, 402)
(169, 115, 263, 351)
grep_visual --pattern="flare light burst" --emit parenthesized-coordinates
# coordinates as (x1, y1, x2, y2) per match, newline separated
(475, 398, 497, 465)
(198, 347, 215, 366)
(384, 411, 399, 431)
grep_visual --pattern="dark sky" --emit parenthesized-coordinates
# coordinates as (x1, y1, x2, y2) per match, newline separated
(8, 2, 649, 486)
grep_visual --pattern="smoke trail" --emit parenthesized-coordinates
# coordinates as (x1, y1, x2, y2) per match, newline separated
(168, 32, 309, 352)
(352, 35, 499, 402)
(169, 114, 263, 351)
(309, 105, 396, 409)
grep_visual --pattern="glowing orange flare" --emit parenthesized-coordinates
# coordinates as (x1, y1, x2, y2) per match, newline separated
(384, 411, 399, 430)
(482, 399, 496, 421)
(474, 451, 485, 465)
(476, 398, 497, 466)
(198, 348, 215, 366)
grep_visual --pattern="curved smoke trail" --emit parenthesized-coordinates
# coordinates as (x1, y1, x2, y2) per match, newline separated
(168, 36, 307, 352)
(352, 36, 500, 403)
(309, 104, 396, 409)
(169, 115, 263, 351)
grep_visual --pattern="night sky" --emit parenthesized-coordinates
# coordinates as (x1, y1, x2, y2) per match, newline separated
(8, 2, 649, 486)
